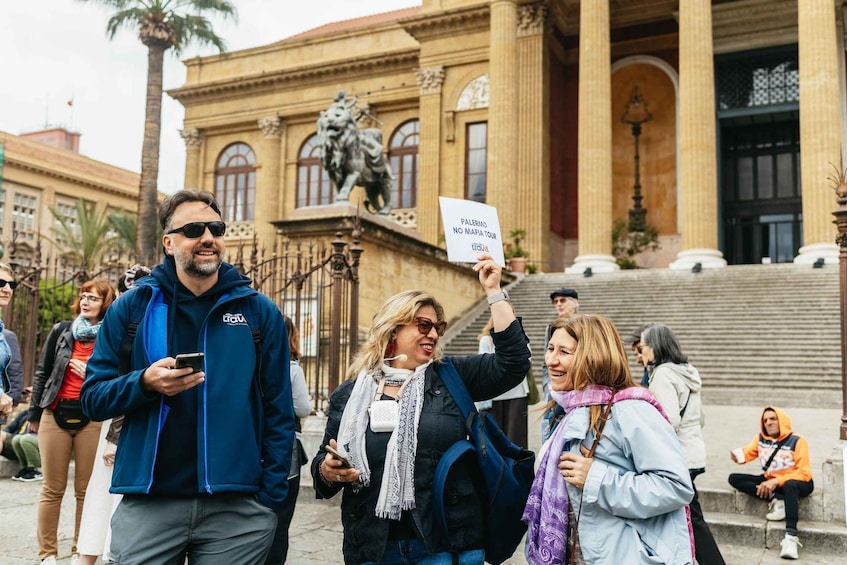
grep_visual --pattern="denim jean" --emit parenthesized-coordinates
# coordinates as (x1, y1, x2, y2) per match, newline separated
(361, 539, 484, 565)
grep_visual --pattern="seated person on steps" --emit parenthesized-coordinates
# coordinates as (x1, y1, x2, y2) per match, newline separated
(1, 387, 42, 481)
(728, 405, 813, 560)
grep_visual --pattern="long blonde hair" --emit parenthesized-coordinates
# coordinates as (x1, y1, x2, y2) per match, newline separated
(346, 289, 446, 379)
(547, 314, 636, 433)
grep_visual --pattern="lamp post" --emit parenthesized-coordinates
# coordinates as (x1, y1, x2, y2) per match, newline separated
(832, 168, 847, 440)
(621, 86, 653, 233)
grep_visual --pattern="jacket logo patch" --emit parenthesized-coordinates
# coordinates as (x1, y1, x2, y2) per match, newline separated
(222, 312, 248, 326)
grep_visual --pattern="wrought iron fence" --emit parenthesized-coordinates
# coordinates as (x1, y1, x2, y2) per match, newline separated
(4, 223, 362, 414)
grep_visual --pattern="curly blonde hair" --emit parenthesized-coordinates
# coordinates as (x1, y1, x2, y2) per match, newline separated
(346, 289, 446, 380)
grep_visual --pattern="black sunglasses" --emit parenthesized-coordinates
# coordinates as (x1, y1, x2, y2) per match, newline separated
(0, 280, 19, 290)
(167, 221, 226, 238)
(414, 317, 447, 337)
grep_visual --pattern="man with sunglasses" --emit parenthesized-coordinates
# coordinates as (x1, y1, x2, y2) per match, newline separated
(81, 190, 294, 564)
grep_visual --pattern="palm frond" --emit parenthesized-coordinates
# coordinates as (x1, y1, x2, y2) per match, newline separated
(49, 201, 120, 271)
(108, 210, 138, 252)
(105, 8, 149, 38)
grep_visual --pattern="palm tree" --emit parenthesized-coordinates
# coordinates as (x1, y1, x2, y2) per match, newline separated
(49, 201, 120, 273)
(80, 0, 236, 265)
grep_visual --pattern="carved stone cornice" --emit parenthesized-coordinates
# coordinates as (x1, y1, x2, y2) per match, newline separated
(518, 3, 549, 37)
(416, 65, 446, 95)
(4, 157, 136, 198)
(552, 0, 679, 36)
(168, 49, 419, 103)
(179, 128, 203, 149)
(400, 4, 490, 42)
(712, 0, 798, 53)
(257, 117, 284, 138)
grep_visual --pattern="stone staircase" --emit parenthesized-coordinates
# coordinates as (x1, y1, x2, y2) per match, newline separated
(443, 262, 843, 409)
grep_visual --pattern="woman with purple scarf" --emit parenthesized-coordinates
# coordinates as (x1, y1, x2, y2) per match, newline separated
(523, 314, 695, 565)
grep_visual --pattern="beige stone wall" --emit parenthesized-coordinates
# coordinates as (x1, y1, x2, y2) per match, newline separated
(0, 131, 139, 255)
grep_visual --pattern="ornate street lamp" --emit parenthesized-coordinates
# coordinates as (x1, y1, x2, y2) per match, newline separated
(830, 164, 847, 440)
(621, 86, 653, 233)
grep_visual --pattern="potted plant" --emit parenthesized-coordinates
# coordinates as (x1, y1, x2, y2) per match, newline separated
(503, 229, 529, 273)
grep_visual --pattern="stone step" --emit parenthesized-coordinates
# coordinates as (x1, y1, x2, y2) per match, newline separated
(0, 456, 21, 478)
(698, 488, 827, 521)
(706, 512, 847, 555)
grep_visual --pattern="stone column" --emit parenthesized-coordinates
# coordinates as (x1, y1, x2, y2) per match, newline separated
(517, 3, 550, 267)
(566, 0, 618, 273)
(795, 0, 841, 264)
(670, 0, 726, 270)
(180, 128, 202, 190)
(416, 65, 445, 244)
(256, 116, 284, 248)
(487, 0, 519, 237)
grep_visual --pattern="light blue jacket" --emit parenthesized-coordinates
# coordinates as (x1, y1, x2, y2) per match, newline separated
(562, 398, 694, 564)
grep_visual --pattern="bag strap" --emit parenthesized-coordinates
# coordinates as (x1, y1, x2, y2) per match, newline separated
(762, 433, 792, 472)
(679, 389, 692, 420)
(433, 358, 480, 542)
(118, 286, 152, 376)
(240, 295, 264, 399)
(432, 439, 475, 538)
(570, 392, 616, 565)
(438, 357, 477, 421)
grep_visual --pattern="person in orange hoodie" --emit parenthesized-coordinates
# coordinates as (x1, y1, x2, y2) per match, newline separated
(728, 406, 813, 560)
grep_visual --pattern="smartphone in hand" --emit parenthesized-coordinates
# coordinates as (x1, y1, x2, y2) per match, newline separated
(174, 353, 204, 374)
(325, 445, 352, 468)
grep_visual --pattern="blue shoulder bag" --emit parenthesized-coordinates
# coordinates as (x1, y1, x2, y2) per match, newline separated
(432, 358, 536, 565)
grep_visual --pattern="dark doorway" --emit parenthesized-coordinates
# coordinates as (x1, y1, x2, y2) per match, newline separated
(720, 111, 802, 264)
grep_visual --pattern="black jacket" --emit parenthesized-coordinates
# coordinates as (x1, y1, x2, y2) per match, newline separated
(311, 320, 530, 564)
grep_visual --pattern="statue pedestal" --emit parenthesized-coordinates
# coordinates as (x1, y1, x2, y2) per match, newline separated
(273, 203, 494, 331)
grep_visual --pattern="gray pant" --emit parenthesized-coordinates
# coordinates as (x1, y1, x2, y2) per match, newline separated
(109, 493, 277, 564)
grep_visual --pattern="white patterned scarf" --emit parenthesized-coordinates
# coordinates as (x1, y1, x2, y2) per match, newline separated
(336, 360, 430, 520)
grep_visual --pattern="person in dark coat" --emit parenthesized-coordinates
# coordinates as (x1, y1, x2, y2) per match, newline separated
(312, 252, 531, 564)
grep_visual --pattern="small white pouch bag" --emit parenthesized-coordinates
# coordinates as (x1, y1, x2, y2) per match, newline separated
(369, 378, 400, 433)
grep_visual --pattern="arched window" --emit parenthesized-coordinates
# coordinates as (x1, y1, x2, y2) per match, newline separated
(389, 120, 419, 208)
(215, 143, 256, 222)
(297, 134, 333, 207)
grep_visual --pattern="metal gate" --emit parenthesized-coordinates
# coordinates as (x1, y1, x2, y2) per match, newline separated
(4, 224, 362, 413)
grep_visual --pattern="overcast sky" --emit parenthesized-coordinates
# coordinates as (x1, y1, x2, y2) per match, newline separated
(0, 0, 420, 195)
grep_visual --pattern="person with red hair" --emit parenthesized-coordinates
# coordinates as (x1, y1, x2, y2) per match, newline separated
(30, 278, 116, 565)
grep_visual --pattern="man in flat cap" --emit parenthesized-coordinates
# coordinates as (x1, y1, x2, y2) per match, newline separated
(540, 288, 579, 440)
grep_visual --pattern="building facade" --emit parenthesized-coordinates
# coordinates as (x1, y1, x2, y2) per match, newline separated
(169, 0, 846, 273)
(0, 127, 139, 262)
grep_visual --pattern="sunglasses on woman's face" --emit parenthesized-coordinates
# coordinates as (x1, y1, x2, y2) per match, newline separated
(167, 221, 227, 238)
(0, 280, 18, 290)
(413, 317, 447, 337)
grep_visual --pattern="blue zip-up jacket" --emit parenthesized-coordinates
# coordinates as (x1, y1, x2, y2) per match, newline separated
(80, 259, 294, 510)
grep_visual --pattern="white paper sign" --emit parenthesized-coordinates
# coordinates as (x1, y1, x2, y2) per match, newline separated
(439, 197, 506, 266)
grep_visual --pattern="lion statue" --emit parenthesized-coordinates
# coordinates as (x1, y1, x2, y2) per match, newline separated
(317, 90, 395, 215)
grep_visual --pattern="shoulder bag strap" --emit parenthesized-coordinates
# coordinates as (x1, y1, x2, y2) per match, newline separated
(571, 392, 616, 564)
(438, 357, 477, 421)
(762, 433, 793, 472)
(679, 389, 692, 419)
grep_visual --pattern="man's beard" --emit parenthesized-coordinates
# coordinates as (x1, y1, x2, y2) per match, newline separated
(174, 244, 221, 277)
